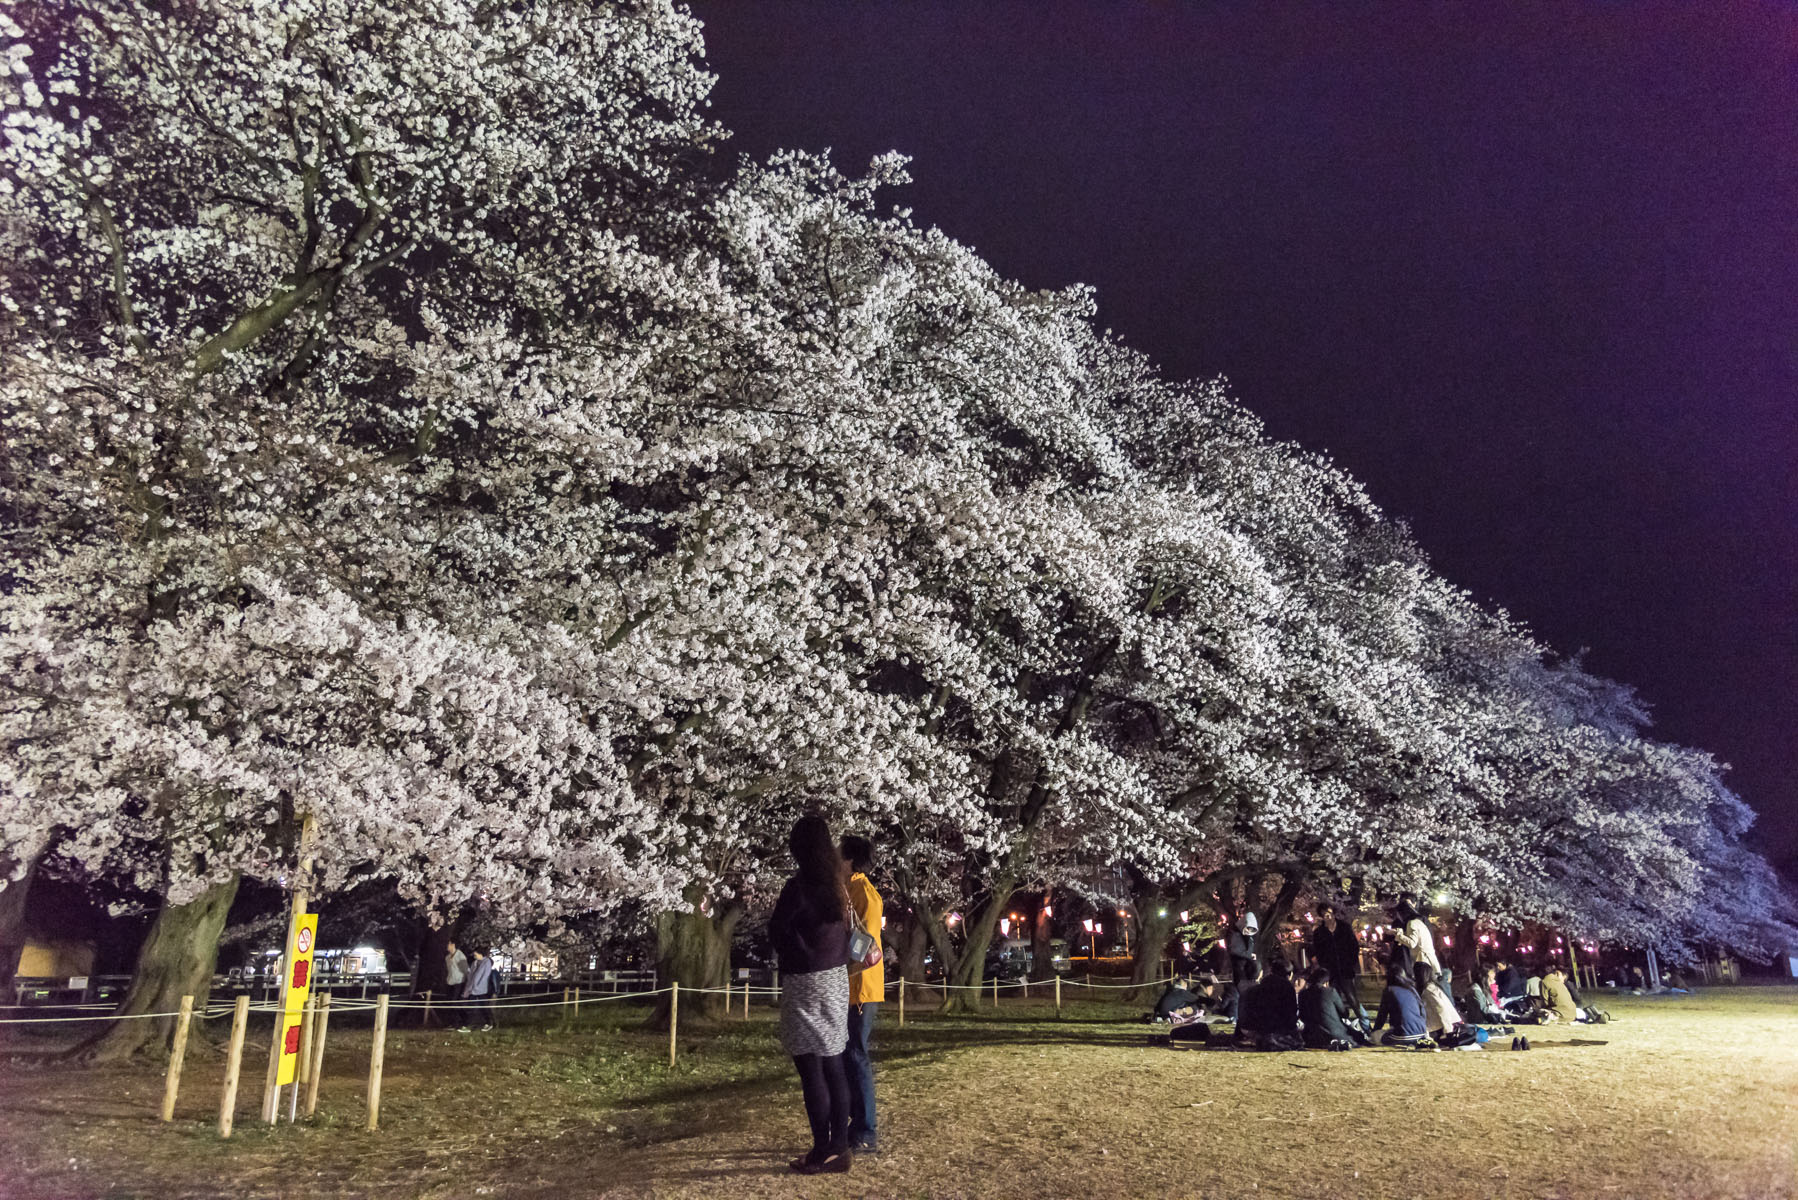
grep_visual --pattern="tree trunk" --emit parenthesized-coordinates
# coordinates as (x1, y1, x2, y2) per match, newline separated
(1252, 870, 1305, 965)
(887, 910, 931, 1002)
(1030, 895, 1056, 981)
(942, 878, 1015, 1013)
(1129, 907, 1176, 998)
(0, 849, 43, 999)
(649, 896, 740, 1028)
(415, 923, 452, 998)
(74, 874, 239, 1063)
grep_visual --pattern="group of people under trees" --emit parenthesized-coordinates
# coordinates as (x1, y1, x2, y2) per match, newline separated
(1156, 895, 1612, 1052)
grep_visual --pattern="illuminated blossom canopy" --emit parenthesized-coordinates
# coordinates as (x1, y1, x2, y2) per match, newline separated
(1, 0, 1789, 974)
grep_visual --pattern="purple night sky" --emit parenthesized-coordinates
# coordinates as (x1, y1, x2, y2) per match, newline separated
(686, 1, 1798, 868)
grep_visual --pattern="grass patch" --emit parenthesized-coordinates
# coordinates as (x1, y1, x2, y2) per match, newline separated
(2, 987, 1794, 1198)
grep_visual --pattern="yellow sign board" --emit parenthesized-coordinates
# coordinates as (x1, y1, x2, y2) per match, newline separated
(276, 913, 318, 1085)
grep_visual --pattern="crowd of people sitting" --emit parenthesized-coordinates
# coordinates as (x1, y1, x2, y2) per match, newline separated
(1151, 895, 1614, 1052)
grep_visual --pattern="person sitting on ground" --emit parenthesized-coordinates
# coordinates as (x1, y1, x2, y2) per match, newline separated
(1464, 965, 1509, 1025)
(1299, 967, 1362, 1049)
(1236, 957, 1302, 1050)
(1194, 971, 1240, 1024)
(1494, 957, 1523, 1002)
(1540, 963, 1582, 1024)
(1372, 963, 1431, 1048)
(1152, 978, 1203, 1021)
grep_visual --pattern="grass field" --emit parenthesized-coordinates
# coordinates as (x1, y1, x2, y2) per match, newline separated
(1, 985, 1794, 1199)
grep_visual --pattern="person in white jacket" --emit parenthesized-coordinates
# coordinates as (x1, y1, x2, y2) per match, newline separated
(1392, 897, 1440, 994)
(1417, 964, 1463, 1038)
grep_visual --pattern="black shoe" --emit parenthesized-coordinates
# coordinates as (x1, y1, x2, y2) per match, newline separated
(1519, 1036, 1530, 1051)
(1510, 1037, 1520, 1050)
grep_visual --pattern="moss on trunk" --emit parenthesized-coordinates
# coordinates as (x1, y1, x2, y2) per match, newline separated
(74, 874, 239, 1063)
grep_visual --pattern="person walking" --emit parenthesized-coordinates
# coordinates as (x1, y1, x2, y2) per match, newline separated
(772, 816, 854, 1175)
(459, 947, 496, 1031)
(444, 939, 468, 1029)
(840, 834, 884, 1155)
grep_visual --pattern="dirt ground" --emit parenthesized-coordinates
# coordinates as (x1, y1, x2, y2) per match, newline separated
(1, 985, 1794, 1200)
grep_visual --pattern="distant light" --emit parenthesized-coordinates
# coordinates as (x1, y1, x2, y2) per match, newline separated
(1159, 909, 1168, 918)
(1434, 892, 1449, 905)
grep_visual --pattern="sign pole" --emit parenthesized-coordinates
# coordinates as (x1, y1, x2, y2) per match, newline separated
(263, 816, 317, 1123)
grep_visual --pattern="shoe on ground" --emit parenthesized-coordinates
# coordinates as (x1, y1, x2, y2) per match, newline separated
(457, 1027, 471, 1033)
(850, 1140, 879, 1156)
(1520, 1035, 1530, 1051)
(481, 1023, 494, 1031)
(818, 1150, 852, 1174)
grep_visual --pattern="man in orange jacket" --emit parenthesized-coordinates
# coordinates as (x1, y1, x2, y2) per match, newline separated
(841, 835, 884, 1154)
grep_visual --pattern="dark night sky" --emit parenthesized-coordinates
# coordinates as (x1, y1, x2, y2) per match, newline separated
(685, 1, 1798, 865)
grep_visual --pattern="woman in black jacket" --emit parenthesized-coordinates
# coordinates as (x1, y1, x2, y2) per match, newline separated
(770, 816, 853, 1175)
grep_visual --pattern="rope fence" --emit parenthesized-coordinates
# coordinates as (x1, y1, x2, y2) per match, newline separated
(3, 968, 1195, 1142)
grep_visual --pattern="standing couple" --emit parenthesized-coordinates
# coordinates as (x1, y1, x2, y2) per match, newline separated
(769, 816, 883, 1176)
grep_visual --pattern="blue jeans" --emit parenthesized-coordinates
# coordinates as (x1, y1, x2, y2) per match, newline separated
(845, 1002, 879, 1147)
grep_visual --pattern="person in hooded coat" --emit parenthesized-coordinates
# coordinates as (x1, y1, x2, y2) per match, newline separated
(1225, 912, 1260, 984)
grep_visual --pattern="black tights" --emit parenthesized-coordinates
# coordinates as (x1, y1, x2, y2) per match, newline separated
(792, 1052, 850, 1159)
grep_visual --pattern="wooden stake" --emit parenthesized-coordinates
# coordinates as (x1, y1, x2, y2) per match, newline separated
(304, 993, 331, 1118)
(1055, 974, 1062, 1018)
(159, 994, 195, 1122)
(365, 993, 389, 1132)
(897, 977, 905, 1027)
(561, 986, 569, 1019)
(421, 989, 432, 1029)
(296, 996, 317, 1087)
(1023, 976, 1030, 999)
(668, 982, 679, 1068)
(218, 995, 250, 1138)
(993, 976, 999, 1005)
(743, 976, 750, 1020)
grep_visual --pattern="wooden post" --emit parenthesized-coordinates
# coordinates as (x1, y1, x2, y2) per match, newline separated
(993, 976, 999, 1005)
(743, 976, 750, 1020)
(218, 995, 251, 1138)
(897, 977, 905, 1027)
(561, 986, 569, 1019)
(296, 996, 317, 1087)
(421, 989, 432, 1029)
(365, 993, 389, 1132)
(668, 982, 679, 1068)
(160, 995, 195, 1122)
(1023, 976, 1030, 999)
(572, 985, 581, 1019)
(304, 993, 331, 1118)
(1055, 974, 1062, 1018)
